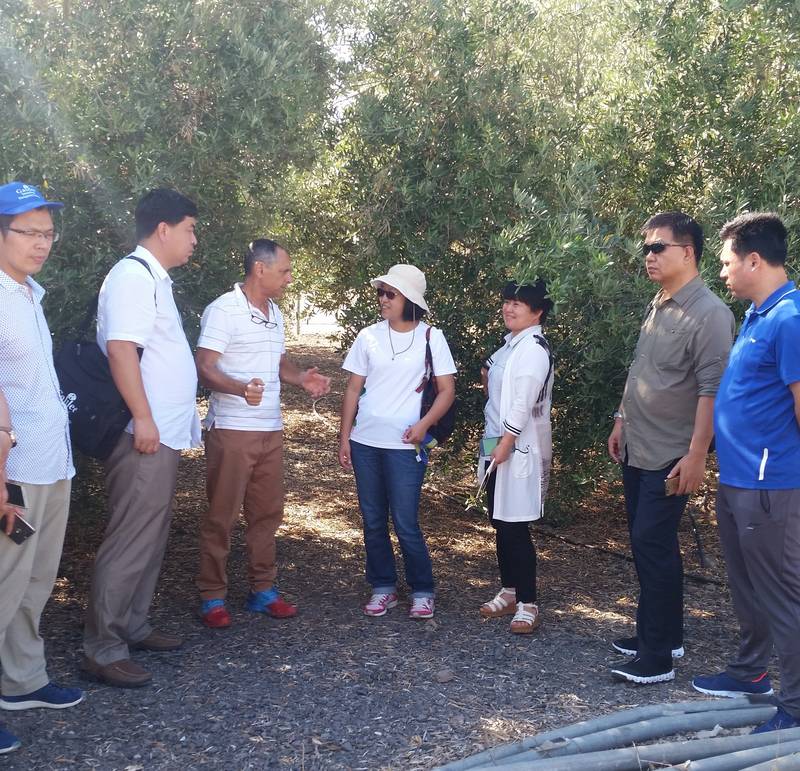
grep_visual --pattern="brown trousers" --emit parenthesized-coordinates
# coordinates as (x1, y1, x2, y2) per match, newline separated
(196, 428, 284, 601)
(83, 433, 180, 665)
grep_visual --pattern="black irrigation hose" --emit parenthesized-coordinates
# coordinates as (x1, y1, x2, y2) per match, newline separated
(492, 706, 774, 766)
(437, 697, 771, 770)
(479, 728, 800, 770)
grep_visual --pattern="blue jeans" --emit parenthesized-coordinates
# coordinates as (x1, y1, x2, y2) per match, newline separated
(350, 441, 434, 597)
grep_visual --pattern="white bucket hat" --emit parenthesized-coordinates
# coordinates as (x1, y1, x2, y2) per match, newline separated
(370, 264, 429, 312)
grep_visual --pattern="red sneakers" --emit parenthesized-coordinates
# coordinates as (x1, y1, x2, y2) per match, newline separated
(201, 603, 232, 629)
(264, 597, 298, 618)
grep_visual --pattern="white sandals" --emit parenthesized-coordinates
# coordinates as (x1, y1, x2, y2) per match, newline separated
(479, 588, 517, 618)
(510, 602, 540, 634)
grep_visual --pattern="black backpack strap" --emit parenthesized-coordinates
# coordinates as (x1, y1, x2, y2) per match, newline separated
(78, 254, 156, 337)
(533, 334, 553, 405)
(415, 326, 435, 393)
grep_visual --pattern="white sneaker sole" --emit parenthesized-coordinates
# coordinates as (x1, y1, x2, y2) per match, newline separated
(0, 740, 20, 754)
(611, 667, 675, 684)
(612, 642, 685, 659)
(364, 599, 398, 617)
(0, 694, 84, 711)
(692, 683, 774, 697)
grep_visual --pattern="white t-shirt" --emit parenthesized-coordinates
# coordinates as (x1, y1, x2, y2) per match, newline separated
(197, 284, 286, 431)
(342, 320, 457, 450)
(97, 245, 201, 450)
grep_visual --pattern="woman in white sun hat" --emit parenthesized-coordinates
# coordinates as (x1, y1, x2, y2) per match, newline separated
(339, 264, 456, 619)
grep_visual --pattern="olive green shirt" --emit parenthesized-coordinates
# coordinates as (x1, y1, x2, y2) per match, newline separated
(620, 275, 735, 471)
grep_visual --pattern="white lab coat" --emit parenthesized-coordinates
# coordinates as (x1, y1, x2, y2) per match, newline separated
(479, 328, 553, 522)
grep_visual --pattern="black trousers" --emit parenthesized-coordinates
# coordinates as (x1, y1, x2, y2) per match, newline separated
(622, 460, 689, 662)
(486, 470, 537, 603)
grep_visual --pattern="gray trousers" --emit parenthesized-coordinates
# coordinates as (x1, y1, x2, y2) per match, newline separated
(717, 483, 800, 717)
(0, 479, 70, 695)
(83, 433, 180, 665)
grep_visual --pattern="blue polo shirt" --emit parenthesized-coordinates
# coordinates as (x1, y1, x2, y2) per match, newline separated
(715, 281, 800, 489)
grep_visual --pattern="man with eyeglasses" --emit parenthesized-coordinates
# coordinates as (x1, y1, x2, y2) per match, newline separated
(0, 182, 84, 754)
(195, 239, 330, 628)
(607, 211, 734, 685)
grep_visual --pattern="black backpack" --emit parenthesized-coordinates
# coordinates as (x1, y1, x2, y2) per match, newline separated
(54, 256, 154, 460)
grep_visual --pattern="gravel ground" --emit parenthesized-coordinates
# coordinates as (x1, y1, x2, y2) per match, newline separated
(3, 338, 753, 770)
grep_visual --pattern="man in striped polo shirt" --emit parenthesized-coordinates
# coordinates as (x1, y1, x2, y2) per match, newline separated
(195, 239, 330, 628)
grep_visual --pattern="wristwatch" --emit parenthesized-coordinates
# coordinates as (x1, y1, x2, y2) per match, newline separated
(0, 426, 17, 448)
(612, 411, 623, 421)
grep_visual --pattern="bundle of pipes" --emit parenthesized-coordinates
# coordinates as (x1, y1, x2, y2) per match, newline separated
(437, 697, 800, 771)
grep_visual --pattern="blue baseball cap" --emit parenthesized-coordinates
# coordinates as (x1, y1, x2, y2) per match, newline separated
(0, 181, 64, 216)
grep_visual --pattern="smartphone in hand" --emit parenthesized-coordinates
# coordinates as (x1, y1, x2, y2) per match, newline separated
(5, 482, 24, 508)
(2, 483, 35, 545)
(0, 512, 36, 545)
(664, 476, 680, 497)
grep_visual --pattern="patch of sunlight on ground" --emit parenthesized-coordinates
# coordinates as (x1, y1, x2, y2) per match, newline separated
(556, 603, 631, 623)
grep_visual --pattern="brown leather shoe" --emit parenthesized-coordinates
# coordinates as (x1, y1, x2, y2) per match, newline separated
(80, 656, 152, 688)
(130, 630, 183, 652)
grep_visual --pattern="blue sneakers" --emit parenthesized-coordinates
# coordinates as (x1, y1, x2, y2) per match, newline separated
(0, 682, 84, 711)
(753, 706, 800, 734)
(0, 725, 20, 754)
(692, 671, 774, 697)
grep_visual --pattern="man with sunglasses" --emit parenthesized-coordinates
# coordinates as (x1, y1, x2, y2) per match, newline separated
(608, 211, 734, 684)
(195, 239, 330, 628)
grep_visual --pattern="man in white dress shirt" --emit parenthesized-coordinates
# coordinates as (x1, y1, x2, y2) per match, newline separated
(82, 189, 201, 688)
(0, 182, 83, 754)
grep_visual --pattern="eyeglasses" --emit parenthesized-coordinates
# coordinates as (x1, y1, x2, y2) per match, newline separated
(250, 312, 277, 330)
(641, 241, 690, 257)
(7, 227, 60, 243)
(376, 287, 397, 300)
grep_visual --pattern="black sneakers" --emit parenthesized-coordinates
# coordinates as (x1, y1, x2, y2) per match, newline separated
(612, 635, 685, 659)
(611, 656, 675, 684)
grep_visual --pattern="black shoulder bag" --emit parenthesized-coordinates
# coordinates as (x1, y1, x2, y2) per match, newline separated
(417, 326, 457, 444)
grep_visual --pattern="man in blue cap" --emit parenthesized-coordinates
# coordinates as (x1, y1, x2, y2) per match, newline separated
(0, 182, 84, 754)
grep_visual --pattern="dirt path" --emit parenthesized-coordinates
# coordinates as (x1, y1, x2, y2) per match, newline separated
(5, 337, 749, 770)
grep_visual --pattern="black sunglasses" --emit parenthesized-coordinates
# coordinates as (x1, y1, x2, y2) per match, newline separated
(641, 241, 691, 257)
(376, 287, 398, 300)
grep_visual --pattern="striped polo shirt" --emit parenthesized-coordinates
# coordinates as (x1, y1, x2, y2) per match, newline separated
(197, 283, 286, 431)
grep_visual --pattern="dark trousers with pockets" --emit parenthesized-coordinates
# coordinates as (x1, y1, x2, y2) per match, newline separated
(486, 471, 537, 604)
(623, 460, 688, 663)
(717, 483, 800, 718)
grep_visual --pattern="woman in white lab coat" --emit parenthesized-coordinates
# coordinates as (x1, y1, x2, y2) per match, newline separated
(478, 280, 553, 633)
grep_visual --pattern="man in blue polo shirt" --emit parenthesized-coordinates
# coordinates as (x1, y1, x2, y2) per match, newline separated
(693, 212, 800, 734)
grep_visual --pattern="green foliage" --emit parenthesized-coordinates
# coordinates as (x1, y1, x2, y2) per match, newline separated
(2, 0, 799, 520)
(0, 0, 335, 340)
(305, 0, 800, 519)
